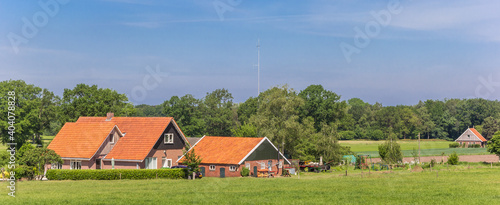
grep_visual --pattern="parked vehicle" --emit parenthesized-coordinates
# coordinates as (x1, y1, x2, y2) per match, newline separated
(171, 165, 202, 179)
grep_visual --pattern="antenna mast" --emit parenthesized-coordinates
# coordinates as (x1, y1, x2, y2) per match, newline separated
(257, 39, 260, 96)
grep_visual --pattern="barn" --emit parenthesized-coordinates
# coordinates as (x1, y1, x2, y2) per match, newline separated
(178, 136, 290, 177)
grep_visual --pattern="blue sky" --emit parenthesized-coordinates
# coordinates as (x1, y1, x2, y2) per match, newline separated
(1, 0, 500, 106)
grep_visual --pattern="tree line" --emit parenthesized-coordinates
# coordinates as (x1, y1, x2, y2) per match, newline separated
(1, 80, 500, 163)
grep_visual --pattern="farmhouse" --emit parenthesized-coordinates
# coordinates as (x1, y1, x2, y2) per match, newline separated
(178, 136, 290, 177)
(455, 127, 487, 148)
(47, 113, 189, 170)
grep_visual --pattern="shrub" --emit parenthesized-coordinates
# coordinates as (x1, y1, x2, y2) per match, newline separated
(468, 144, 481, 148)
(449, 142, 460, 148)
(340, 131, 356, 140)
(447, 152, 459, 165)
(240, 167, 250, 177)
(10, 165, 34, 180)
(46, 168, 186, 180)
(430, 159, 437, 167)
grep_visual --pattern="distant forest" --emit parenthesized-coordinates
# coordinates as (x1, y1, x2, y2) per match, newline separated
(2, 80, 500, 161)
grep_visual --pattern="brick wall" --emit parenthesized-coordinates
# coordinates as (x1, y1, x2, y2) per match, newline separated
(200, 164, 240, 177)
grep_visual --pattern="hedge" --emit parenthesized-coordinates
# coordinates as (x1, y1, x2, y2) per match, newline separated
(46, 168, 186, 180)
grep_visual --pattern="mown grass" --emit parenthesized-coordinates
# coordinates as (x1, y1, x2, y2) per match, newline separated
(1, 166, 500, 204)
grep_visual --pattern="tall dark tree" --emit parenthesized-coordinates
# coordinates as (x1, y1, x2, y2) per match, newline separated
(298, 85, 347, 131)
(203, 89, 234, 136)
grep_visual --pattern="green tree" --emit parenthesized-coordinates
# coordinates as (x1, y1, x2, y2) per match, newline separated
(60, 84, 135, 123)
(162, 95, 205, 137)
(378, 131, 403, 164)
(181, 146, 202, 176)
(487, 131, 500, 160)
(481, 117, 500, 140)
(237, 97, 258, 125)
(203, 89, 234, 136)
(298, 85, 347, 131)
(231, 123, 257, 137)
(134, 104, 164, 117)
(0, 80, 59, 148)
(249, 85, 304, 157)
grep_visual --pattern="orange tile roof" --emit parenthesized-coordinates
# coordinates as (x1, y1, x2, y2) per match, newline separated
(76, 117, 182, 161)
(470, 128, 487, 142)
(184, 136, 264, 165)
(48, 122, 117, 159)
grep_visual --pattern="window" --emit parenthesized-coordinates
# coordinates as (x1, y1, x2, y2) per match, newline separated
(245, 163, 250, 169)
(278, 161, 283, 169)
(229, 166, 236, 172)
(145, 157, 157, 169)
(260, 162, 265, 170)
(164, 133, 174, 144)
(162, 157, 172, 168)
(51, 162, 62, 169)
(109, 134, 115, 144)
(70, 160, 81, 170)
(209, 165, 216, 171)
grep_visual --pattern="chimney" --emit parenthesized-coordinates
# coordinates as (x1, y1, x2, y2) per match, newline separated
(106, 112, 114, 121)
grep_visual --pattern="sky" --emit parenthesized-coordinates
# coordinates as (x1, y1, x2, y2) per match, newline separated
(1, 0, 500, 106)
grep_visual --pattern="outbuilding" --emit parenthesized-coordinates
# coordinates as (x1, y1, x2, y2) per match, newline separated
(455, 127, 487, 148)
(178, 136, 290, 177)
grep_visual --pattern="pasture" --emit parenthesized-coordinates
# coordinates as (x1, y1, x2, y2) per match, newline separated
(1, 165, 499, 204)
(340, 140, 489, 157)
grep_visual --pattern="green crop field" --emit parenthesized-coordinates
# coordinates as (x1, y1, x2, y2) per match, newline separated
(339, 139, 452, 152)
(2, 165, 500, 204)
(339, 139, 490, 158)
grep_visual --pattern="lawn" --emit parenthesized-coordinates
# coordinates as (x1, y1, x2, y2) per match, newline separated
(2, 166, 500, 204)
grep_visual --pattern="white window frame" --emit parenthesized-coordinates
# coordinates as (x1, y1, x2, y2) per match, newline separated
(51, 162, 62, 169)
(145, 157, 157, 169)
(209, 165, 216, 171)
(164, 133, 174, 144)
(260, 162, 265, 170)
(278, 161, 283, 169)
(245, 163, 250, 169)
(162, 157, 172, 168)
(229, 165, 236, 172)
(70, 160, 81, 170)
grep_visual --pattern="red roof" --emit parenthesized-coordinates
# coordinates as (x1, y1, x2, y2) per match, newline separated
(48, 122, 117, 159)
(76, 117, 185, 161)
(470, 128, 487, 142)
(182, 136, 264, 165)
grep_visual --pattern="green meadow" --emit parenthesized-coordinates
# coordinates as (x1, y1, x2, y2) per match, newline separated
(2, 165, 499, 204)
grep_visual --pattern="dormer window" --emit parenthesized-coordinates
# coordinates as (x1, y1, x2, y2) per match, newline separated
(164, 133, 174, 144)
(109, 134, 115, 144)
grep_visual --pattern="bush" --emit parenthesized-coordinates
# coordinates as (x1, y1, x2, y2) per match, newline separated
(240, 167, 250, 177)
(10, 165, 34, 180)
(46, 168, 186, 180)
(468, 144, 481, 148)
(447, 152, 459, 165)
(449, 142, 460, 148)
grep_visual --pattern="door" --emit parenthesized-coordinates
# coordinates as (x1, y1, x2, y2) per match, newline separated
(220, 167, 225, 178)
(253, 166, 258, 177)
(96, 159, 101, 169)
(200, 167, 205, 177)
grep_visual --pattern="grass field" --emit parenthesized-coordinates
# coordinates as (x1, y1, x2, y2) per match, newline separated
(339, 139, 452, 152)
(2, 165, 499, 204)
